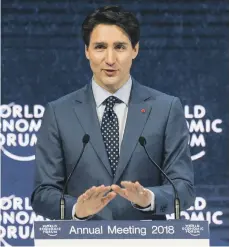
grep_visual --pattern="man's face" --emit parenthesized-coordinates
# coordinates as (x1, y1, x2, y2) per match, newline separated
(85, 24, 139, 93)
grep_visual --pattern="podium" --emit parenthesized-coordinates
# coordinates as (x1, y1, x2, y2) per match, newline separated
(34, 220, 209, 247)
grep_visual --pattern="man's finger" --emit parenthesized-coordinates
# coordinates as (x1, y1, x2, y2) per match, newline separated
(101, 191, 116, 204)
(84, 186, 96, 200)
(111, 184, 128, 196)
(77, 193, 85, 203)
(113, 187, 129, 199)
(135, 181, 144, 194)
(135, 181, 143, 188)
(93, 186, 111, 199)
(121, 181, 136, 193)
(91, 185, 105, 198)
(111, 184, 122, 193)
(93, 192, 117, 213)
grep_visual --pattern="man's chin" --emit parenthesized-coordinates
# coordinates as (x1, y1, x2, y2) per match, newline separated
(101, 77, 120, 85)
(98, 79, 123, 92)
(94, 75, 127, 91)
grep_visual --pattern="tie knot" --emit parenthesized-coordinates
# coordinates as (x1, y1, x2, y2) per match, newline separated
(104, 96, 122, 110)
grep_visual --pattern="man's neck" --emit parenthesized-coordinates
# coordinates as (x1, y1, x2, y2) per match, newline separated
(93, 75, 130, 94)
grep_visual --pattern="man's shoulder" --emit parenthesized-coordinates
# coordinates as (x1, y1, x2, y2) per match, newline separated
(137, 82, 177, 103)
(48, 84, 87, 107)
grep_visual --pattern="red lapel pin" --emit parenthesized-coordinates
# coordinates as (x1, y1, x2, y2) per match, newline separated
(141, 109, 146, 113)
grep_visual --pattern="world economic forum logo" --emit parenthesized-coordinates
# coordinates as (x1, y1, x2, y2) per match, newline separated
(185, 105, 223, 161)
(182, 224, 204, 237)
(0, 195, 47, 247)
(0, 103, 45, 161)
(39, 224, 61, 237)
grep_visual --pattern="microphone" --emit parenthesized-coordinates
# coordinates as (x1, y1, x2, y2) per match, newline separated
(138, 136, 181, 220)
(60, 134, 90, 219)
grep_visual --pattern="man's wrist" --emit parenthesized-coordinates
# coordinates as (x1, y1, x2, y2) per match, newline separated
(135, 203, 151, 209)
(72, 203, 93, 220)
(131, 190, 155, 212)
(74, 213, 90, 220)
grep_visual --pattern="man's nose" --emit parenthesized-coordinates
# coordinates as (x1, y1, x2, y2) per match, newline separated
(105, 49, 116, 66)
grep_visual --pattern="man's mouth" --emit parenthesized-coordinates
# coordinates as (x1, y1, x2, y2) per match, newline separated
(103, 69, 118, 76)
(104, 69, 117, 72)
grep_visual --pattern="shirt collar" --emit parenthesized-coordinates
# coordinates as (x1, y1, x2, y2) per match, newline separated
(92, 76, 132, 107)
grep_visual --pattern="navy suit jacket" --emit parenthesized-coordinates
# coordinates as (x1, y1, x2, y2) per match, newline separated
(31, 79, 195, 220)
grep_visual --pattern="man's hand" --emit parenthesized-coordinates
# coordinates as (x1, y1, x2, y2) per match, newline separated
(111, 181, 152, 208)
(74, 185, 116, 218)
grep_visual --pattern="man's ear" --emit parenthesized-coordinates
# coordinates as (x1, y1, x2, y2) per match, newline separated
(85, 45, 89, 60)
(132, 42, 139, 60)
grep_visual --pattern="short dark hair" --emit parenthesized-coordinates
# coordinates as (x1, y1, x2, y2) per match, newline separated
(82, 6, 140, 48)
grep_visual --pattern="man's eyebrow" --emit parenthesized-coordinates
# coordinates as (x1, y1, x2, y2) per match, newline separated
(114, 42, 128, 45)
(92, 42, 129, 45)
(92, 42, 107, 45)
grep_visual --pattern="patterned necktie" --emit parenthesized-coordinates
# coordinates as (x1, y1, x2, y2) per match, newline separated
(101, 96, 122, 176)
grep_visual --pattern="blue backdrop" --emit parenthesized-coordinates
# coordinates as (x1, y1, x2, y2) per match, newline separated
(1, 0, 229, 246)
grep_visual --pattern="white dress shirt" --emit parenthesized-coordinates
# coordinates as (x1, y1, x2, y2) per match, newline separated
(92, 76, 131, 150)
(72, 77, 155, 219)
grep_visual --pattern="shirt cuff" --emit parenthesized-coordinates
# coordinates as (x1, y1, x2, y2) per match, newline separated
(132, 190, 155, 211)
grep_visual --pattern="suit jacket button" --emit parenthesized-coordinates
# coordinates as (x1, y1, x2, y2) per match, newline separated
(160, 205, 166, 212)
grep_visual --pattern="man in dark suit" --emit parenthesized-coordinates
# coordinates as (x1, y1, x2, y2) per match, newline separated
(31, 6, 195, 220)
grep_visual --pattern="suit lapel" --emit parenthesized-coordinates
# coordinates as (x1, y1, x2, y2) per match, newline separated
(113, 81, 153, 183)
(72, 84, 113, 177)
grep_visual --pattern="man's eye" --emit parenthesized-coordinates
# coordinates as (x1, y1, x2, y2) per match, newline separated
(95, 45, 105, 49)
(115, 45, 126, 50)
